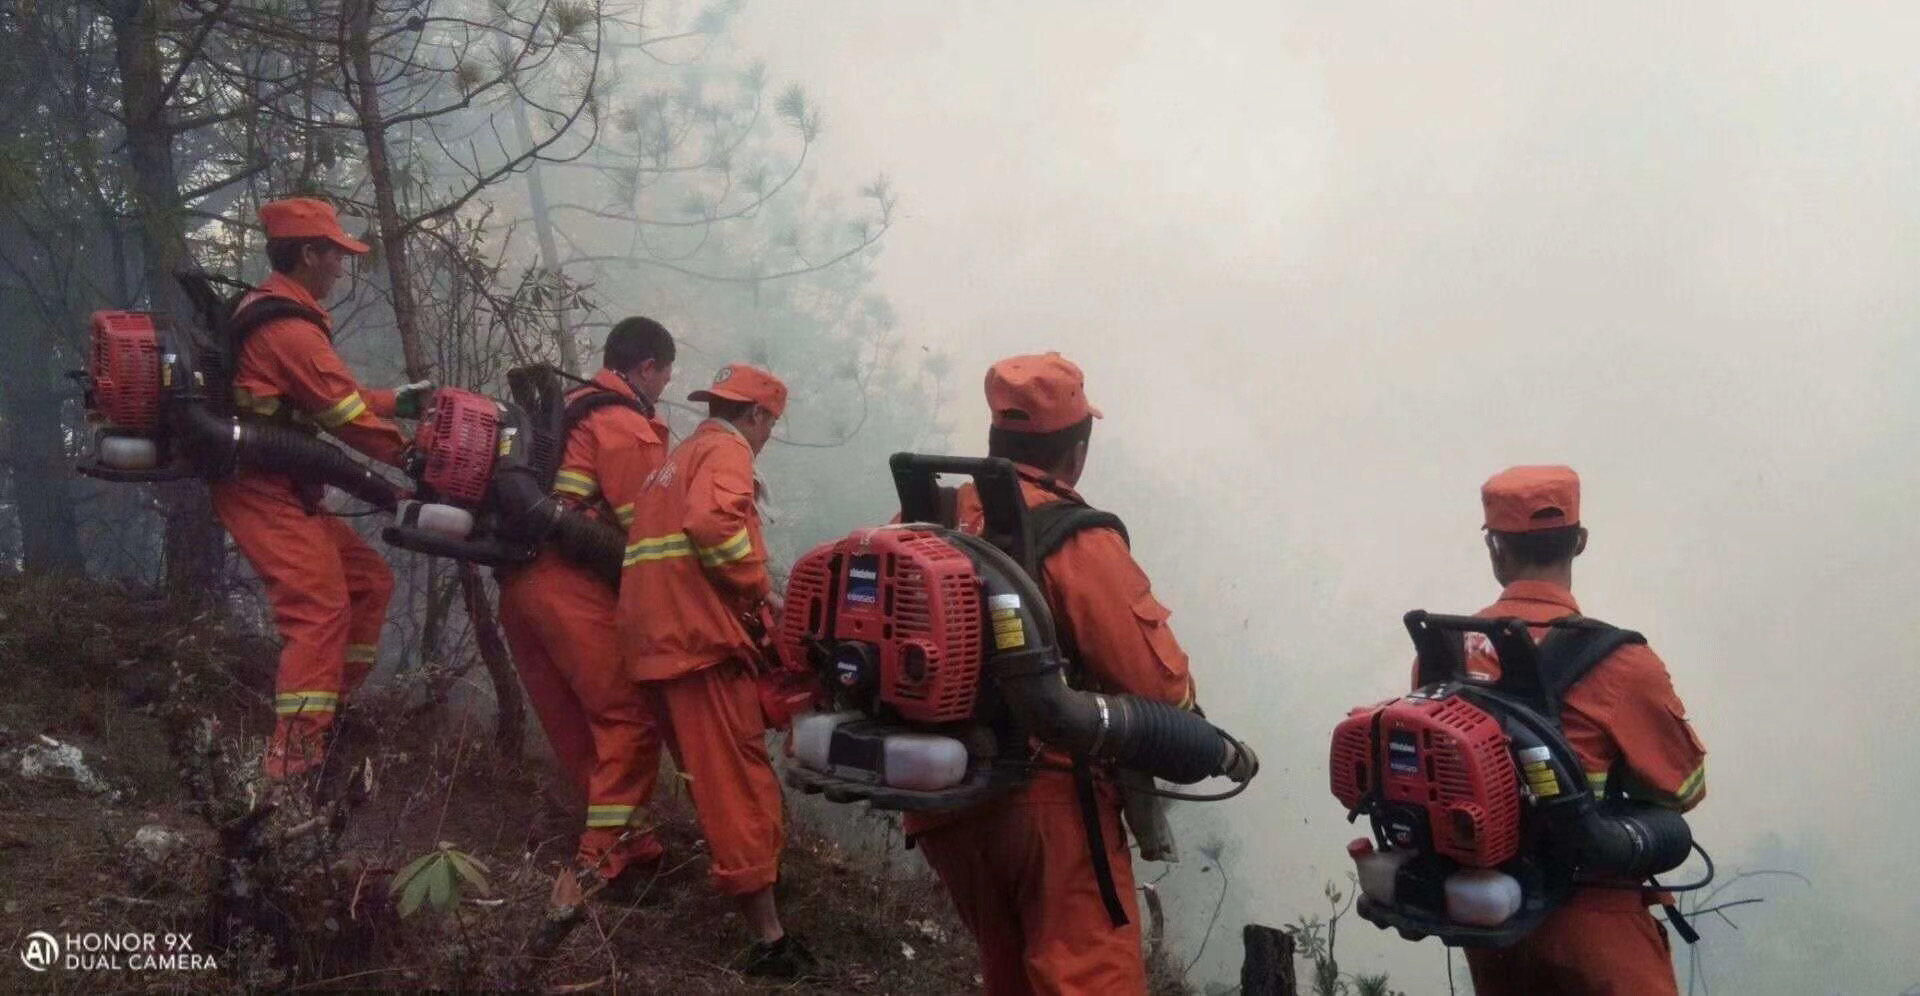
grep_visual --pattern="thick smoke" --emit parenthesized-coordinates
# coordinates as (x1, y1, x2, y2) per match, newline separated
(728, 4, 1920, 991)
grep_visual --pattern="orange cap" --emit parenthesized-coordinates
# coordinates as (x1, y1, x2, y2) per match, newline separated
(984, 352, 1102, 433)
(689, 363, 787, 418)
(260, 197, 369, 254)
(1482, 465, 1581, 533)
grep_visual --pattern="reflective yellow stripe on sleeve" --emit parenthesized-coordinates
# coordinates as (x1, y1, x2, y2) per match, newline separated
(694, 528, 753, 567)
(624, 532, 694, 567)
(553, 470, 599, 499)
(1673, 764, 1706, 806)
(314, 391, 367, 429)
(614, 503, 635, 528)
(1586, 770, 1609, 794)
(345, 644, 378, 664)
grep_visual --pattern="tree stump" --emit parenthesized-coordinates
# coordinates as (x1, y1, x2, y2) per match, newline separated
(1240, 923, 1298, 996)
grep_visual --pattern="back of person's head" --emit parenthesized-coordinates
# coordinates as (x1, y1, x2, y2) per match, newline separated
(987, 417, 1095, 476)
(265, 237, 336, 274)
(604, 316, 675, 371)
(982, 352, 1101, 479)
(1487, 523, 1583, 566)
(1480, 465, 1587, 580)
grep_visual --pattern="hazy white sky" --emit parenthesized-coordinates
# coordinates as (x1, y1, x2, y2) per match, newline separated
(731, 4, 1920, 990)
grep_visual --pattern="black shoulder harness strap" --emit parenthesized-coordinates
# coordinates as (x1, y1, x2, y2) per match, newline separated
(1504, 616, 1647, 723)
(228, 296, 329, 345)
(1027, 501, 1130, 563)
(562, 388, 652, 428)
(1026, 497, 1136, 930)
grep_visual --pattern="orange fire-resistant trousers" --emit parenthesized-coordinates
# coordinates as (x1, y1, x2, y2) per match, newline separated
(643, 660, 783, 896)
(1466, 887, 1679, 996)
(498, 552, 666, 879)
(913, 777, 1145, 996)
(211, 476, 391, 780)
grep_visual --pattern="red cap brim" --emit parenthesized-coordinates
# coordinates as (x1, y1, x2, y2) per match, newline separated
(328, 233, 371, 255)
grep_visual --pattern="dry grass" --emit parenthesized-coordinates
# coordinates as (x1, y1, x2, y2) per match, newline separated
(0, 576, 982, 994)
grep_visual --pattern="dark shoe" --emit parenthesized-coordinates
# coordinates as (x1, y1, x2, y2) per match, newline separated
(592, 859, 668, 906)
(736, 933, 820, 980)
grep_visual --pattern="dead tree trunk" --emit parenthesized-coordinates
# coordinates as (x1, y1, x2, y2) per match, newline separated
(0, 339, 85, 575)
(460, 561, 524, 761)
(511, 99, 581, 375)
(346, 0, 523, 761)
(1240, 924, 1298, 996)
(111, 0, 224, 601)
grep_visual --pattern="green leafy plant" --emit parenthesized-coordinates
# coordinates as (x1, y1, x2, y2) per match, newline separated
(1289, 879, 1407, 996)
(390, 842, 491, 918)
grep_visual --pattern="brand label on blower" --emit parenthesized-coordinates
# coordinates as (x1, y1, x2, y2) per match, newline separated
(1388, 730, 1420, 776)
(846, 556, 879, 606)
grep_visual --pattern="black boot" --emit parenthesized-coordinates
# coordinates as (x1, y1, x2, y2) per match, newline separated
(735, 933, 820, 980)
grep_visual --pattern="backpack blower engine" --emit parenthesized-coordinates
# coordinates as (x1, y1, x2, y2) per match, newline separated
(1330, 611, 1705, 948)
(777, 453, 1259, 812)
(71, 273, 399, 509)
(380, 365, 632, 585)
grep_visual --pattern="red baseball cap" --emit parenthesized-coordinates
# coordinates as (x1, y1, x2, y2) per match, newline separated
(260, 197, 369, 254)
(689, 363, 787, 418)
(984, 352, 1102, 433)
(1482, 465, 1581, 533)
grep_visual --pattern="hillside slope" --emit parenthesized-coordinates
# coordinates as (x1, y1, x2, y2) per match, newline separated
(0, 577, 984, 994)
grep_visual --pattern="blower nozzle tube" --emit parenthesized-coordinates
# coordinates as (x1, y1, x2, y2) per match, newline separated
(176, 401, 400, 510)
(990, 661, 1259, 785)
(965, 534, 1259, 786)
(1566, 803, 1693, 880)
(492, 466, 625, 582)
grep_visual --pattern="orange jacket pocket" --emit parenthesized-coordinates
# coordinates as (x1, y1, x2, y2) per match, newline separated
(1129, 592, 1193, 704)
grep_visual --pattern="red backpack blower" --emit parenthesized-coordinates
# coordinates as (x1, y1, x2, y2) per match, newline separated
(72, 272, 399, 509)
(777, 454, 1259, 811)
(380, 365, 643, 585)
(1330, 611, 1708, 948)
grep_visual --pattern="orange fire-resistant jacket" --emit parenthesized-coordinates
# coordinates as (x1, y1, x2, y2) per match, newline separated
(905, 464, 1197, 835)
(618, 419, 773, 682)
(545, 368, 669, 536)
(1413, 580, 1707, 812)
(1443, 580, 1707, 996)
(228, 272, 406, 466)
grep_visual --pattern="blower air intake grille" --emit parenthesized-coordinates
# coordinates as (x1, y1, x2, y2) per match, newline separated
(1328, 691, 1523, 867)
(417, 389, 500, 505)
(89, 311, 165, 432)
(880, 533, 984, 721)
(776, 527, 987, 724)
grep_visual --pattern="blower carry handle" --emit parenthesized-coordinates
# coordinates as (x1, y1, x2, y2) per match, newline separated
(1405, 610, 1542, 688)
(889, 453, 1032, 569)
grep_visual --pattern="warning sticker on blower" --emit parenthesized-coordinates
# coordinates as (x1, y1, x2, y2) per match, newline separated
(989, 594, 1026, 650)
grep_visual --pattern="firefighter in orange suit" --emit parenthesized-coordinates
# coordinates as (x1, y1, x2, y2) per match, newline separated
(210, 197, 430, 783)
(1446, 466, 1708, 996)
(909, 352, 1198, 996)
(618, 363, 816, 978)
(497, 317, 674, 893)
